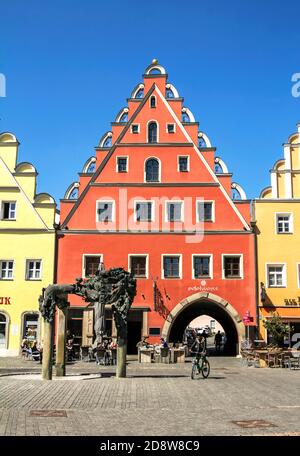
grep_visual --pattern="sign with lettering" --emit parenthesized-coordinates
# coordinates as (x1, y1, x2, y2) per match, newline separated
(284, 297, 300, 306)
(0, 297, 11, 305)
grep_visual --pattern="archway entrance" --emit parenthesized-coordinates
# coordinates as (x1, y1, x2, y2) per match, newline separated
(162, 292, 244, 356)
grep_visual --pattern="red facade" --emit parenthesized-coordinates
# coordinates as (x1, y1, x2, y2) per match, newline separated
(58, 61, 256, 355)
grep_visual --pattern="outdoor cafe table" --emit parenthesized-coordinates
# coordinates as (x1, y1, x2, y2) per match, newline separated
(139, 347, 185, 363)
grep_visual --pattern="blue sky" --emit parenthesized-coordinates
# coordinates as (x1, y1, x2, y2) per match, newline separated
(0, 0, 299, 204)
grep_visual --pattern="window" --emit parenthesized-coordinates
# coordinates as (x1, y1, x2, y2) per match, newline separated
(129, 255, 147, 278)
(267, 264, 286, 287)
(214, 163, 223, 173)
(135, 202, 153, 222)
(1, 202, 16, 220)
(148, 122, 158, 143)
(26, 260, 42, 280)
(103, 136, 112, 147)
(182, 112, 190, 122)
(167, 123, 175, 133)
(135, 88, 144, 99)
(150, 96, 156, 108)
(119, 112, 128, 122)
(163, 255, 181, 278)
(83, 256, 102, 277)
(276, 214, 293, 234)
(97, 201, 114, 222)
(131, 124, 139, 134)
(86, 162, 96, 173)
(193, 255, 212, 279)
(178, 156, 189, 172)
(166, 201, 183, 222)
(223, 256, 242, 279)
(145, 158, 159, 182)
(23, 313, 39, 342)
(117, 157, 128, 173)
(197, 201, 214, 222)
(149, 327, 161, 336)
(0, 260, 14, 280)
(166, 87, 174, 98)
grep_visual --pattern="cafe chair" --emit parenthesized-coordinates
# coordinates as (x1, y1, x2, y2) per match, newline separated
(160, 347, 171, 364)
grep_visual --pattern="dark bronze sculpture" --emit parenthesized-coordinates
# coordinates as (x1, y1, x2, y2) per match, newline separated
(39, 267, 136, 379)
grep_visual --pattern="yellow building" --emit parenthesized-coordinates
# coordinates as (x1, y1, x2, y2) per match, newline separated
(0, 132, 57, 356)
(254, 123, 300, 345)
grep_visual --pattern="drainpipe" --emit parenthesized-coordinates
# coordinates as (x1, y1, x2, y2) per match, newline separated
(251, 215, 260, 341)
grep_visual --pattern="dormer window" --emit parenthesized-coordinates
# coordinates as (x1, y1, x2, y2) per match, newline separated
(131, 124, 139, 134)
(167, 124, 175, 134)
(150, 96, 156, 108)
(148, 122, 158, 143)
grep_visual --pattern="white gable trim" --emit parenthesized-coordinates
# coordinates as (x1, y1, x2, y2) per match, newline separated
(154, 85, 250, 231)
(0, 157, 48, 230)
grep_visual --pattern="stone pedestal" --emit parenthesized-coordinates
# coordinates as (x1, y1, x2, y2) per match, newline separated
(55, 308, 67, 377)
(42, 320, 53, 380)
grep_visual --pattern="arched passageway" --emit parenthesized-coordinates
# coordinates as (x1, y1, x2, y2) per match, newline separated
(162, 292, 244, 356)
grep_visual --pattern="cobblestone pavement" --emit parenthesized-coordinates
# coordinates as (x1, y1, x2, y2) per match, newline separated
(0, 356, 300, 436)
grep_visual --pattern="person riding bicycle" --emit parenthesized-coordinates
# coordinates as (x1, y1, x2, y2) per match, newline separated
(190, 334, 206, 359)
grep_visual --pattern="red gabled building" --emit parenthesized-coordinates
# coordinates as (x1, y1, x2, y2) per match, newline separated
(58, 60, 256, 355)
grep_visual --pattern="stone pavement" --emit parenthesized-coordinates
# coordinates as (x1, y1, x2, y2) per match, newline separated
(0, 356, 300, 436)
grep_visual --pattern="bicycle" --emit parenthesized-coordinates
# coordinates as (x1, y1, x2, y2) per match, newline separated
(191, 351, 210, 379)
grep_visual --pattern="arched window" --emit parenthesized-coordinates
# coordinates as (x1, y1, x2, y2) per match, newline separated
(198, 136, 206, 147)
(232, 188, 241, 200)
(0, 313, 8, 349)
(149, 68, 161, 74)
(182, 111, 190, 122)
(69, 187, 79, 199)
(103, 136, 112, 147)
(148, 122, 158, 143)
(166, 87, 174, 98)
(145, 158, 160, 182)
(150, 96, 156, 108)
(119, 112, 128, 122)
(214, 163, 223, 174)
(87, 162, 96, 173)
(135, 88, 144, 98)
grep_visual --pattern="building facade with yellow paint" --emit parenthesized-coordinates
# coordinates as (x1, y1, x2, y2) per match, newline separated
(0, 132, 57, 356)
(254, 123, 300, 346)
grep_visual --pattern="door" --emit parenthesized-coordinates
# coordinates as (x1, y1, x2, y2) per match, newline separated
(127, 321, 142, 354)
(0, 313, 8, 348)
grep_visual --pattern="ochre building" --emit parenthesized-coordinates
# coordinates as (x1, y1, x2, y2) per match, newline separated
(254, 124, 300, 345)
(0, 132, 57, 356)
(57, 61, 257, 355)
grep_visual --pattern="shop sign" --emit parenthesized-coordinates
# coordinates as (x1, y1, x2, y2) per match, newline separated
(284, 297, 300, 306)
(188, 280, 219, 293)
(0, 297, 11, 305)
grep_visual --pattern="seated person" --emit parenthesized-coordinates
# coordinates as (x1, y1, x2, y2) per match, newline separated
(30, 340, 41, 361)
(66, 340, 74, 361)
(190, 335, 206, 359)
(160, 338, 168, 348)
(136, 336, 149, 349)
(21, 339, 29, 358)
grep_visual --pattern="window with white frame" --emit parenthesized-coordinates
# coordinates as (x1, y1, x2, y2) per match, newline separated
(163, 255, 181, 278)
(0, 260, 14, 279)
(276, 213, 293, 234)
(193, 255, 212, 279)
(167, 123, 175, 134)
(83, 255, 102, 278)
(117, 157, 128, 173)
(197, 201, 214, 222)
(165, 201, 183, 222)
(131, 124, 139, 134)
(97, 201, 114, 222)
(178, 156, 189, 172)
(1, 202, 16, 220)
(26, 260, 42, 280)
(223, 255, 242, 279)
(267, 264, 286, 287)
(150, 96, 156, 108)
(135, 201, 154, 222)
(129, 255, 147, 278)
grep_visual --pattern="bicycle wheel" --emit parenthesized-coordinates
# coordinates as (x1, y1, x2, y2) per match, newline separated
(191, 362, 200, 379)
(201, 359, 210, 378)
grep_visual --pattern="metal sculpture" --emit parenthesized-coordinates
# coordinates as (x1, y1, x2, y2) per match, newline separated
(39, 267, 136, 379)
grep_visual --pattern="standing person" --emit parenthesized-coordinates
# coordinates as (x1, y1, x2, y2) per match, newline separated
(214, 330, 222, 354)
